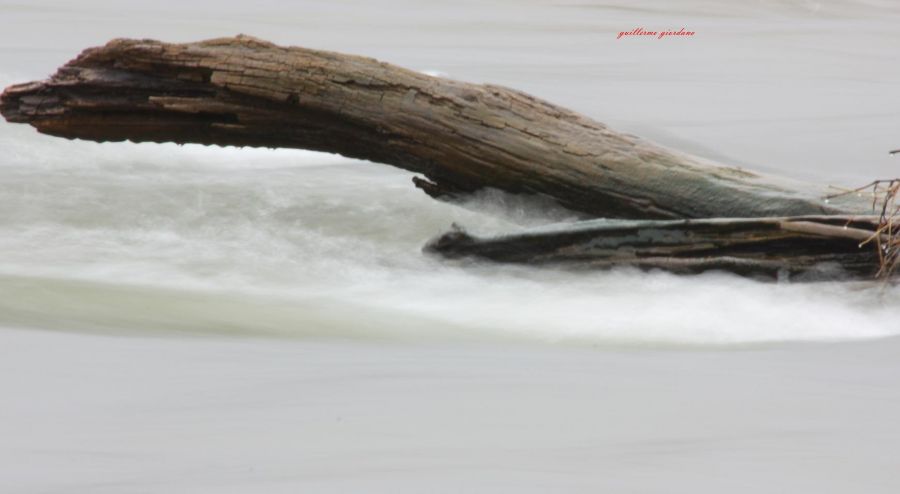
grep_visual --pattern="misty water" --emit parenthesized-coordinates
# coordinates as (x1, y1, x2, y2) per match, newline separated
(1, 1, 899, 492)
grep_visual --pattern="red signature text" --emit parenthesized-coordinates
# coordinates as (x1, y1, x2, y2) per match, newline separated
(617, 28, 695, 39)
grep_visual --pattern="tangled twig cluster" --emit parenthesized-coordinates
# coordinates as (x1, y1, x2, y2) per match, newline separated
(827, 157, 899, 279)
(862, 179, 898, 279)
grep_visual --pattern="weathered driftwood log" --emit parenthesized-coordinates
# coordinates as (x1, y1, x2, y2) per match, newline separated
(426, 216, 890, 280)
(2, 36, 887, 279)
(0, 35, 860, 219)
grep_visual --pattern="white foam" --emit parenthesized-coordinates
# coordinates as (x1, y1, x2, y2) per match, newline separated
(1, 133, 897, 346)
(2, 0, 900, 347)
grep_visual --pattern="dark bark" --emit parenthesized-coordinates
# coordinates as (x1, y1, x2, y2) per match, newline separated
(426, 215, 888, 280)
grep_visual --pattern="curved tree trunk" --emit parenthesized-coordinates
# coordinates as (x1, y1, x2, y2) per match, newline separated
(0, 35, 860, 220)
(2, 36, 886, 280)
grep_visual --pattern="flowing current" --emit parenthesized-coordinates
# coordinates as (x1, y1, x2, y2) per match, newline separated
(2, 0, 899, 345)
(2, 134, 899, 345)
(2, 1, 900, 493)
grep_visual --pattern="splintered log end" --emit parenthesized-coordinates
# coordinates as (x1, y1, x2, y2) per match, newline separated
(0, 81, 49, 123)
(424, 223, 477, 256)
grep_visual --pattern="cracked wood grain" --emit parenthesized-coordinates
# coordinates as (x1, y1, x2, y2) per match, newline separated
(0, 35, 863, 220)
(426, 215, 890, 280)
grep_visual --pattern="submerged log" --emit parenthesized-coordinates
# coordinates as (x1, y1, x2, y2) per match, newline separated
(0, 35, 861, 220)
(426, 215, 890, 280)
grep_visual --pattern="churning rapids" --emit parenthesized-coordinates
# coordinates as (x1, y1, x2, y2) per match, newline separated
(1, 135, 899, 345)
(2, 1, 900, 493)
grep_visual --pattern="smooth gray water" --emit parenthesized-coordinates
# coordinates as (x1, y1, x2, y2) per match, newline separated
(1, 1, 899, 492)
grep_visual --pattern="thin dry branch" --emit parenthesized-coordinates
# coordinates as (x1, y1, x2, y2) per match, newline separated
(826, 177, 899, 279)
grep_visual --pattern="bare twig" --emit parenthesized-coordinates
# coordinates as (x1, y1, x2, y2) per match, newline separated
(826, 151, 899, 279)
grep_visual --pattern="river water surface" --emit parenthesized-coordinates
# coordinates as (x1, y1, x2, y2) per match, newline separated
(1, 1, 899, 492)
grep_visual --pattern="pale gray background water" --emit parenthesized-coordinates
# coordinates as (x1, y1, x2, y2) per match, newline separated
(1, 1, 899, 492)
